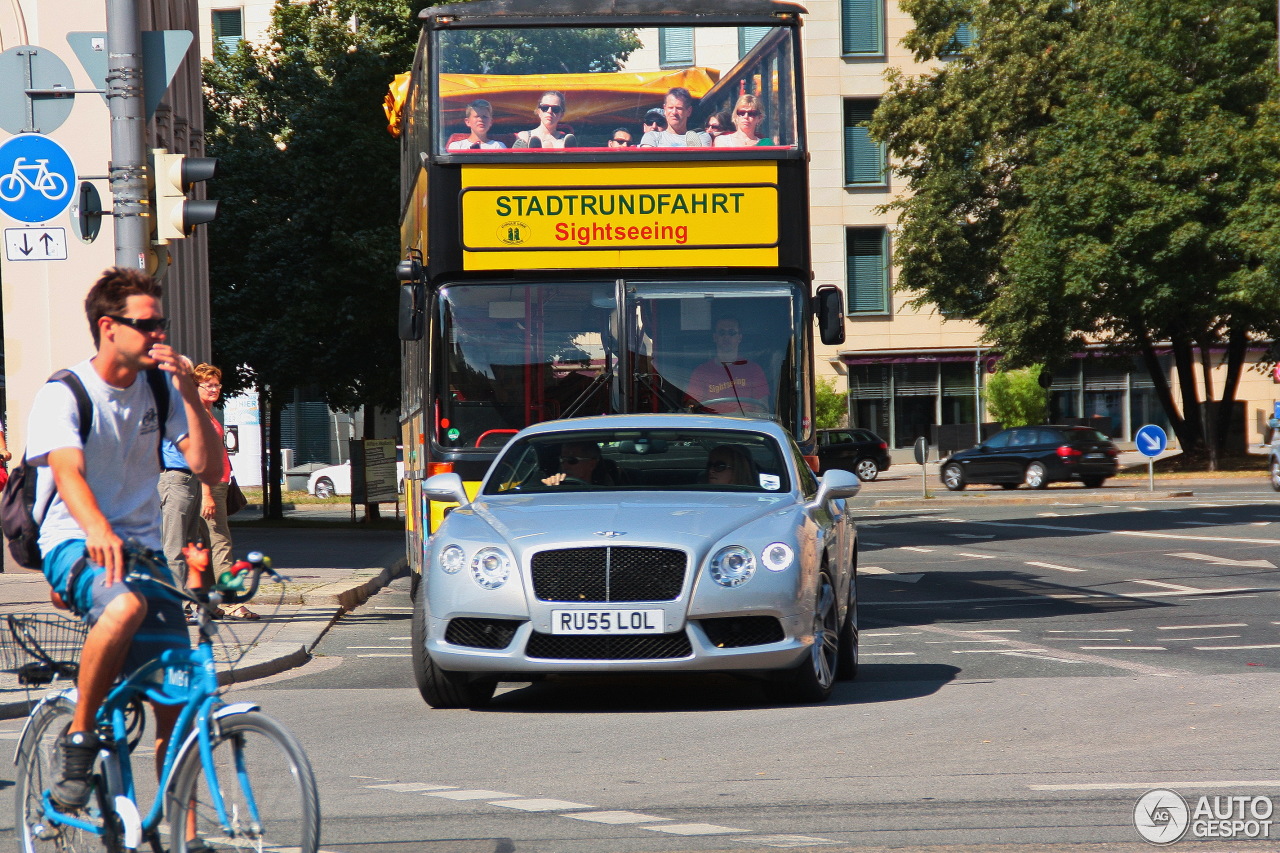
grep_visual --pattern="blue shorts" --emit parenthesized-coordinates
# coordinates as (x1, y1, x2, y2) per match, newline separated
(42, 540, 190, 674)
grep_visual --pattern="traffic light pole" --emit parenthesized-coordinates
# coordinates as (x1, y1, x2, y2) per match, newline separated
(106, 0, 150, 269)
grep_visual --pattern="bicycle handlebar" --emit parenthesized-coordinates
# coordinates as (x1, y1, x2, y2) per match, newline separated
(122, 539, 288, 607)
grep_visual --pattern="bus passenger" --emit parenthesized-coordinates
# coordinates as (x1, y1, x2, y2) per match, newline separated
(607, 128, 634, 148)
(513, 91, 575, 148)
(684, 315, 770, 414)
(705, 111, 730, 141)
(642, 108, 666, 137)
(448, 99, 506, 150)
(715, 94, 774, 147)
(639, 88, 711, 148)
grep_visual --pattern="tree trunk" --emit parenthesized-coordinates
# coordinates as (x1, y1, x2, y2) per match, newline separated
(1169, 335, 1206, 460)
(1139, 334, 1193, 450)
(266, 389, 285, 520)
(1214, 326, 1247, 458)
(1197, 337, 1218, 471)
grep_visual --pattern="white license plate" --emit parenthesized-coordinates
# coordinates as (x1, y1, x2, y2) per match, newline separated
(1085, 453, 1105, 459)
(551, 609, 665, 635)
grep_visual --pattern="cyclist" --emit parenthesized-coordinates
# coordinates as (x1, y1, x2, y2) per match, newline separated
(23, 267, 224, 810)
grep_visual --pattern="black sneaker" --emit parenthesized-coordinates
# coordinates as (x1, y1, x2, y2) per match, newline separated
(51, 730, 99, 810)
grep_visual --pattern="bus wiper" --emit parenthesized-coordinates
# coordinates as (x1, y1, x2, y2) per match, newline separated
(562, 368, 613, 418)
(633, 370, 685, 412)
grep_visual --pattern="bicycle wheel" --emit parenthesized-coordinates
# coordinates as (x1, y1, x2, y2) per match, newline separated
(14, 695, 101, 853)
(167, 711, 320, 853)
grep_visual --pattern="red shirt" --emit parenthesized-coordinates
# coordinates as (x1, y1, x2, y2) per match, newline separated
(686, 359, 770, 413)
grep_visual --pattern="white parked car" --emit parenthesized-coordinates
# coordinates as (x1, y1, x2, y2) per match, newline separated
(307, 448, 405, 498)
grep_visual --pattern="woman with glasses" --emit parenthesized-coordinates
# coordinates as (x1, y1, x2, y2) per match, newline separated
(715, 94, 774, 147)
(513, 91, 575, 148)
(706, 445, 757, 487)
(194, 363, 258, 620)
(704, 111, 730, 140)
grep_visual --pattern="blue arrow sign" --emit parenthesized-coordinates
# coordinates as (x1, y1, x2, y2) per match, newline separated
(0, 133, 76, 223)
(1135, 424, 1168, 458)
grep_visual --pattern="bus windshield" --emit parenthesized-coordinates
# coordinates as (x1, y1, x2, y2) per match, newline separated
(435, 280, 806, 449)
(433, 24, 799, 153)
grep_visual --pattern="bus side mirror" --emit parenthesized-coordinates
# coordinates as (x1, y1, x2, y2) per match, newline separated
(816, 286, 846, 346)
(399, 284, 424, 341)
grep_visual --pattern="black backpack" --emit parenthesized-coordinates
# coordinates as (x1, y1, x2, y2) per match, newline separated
(0, 368, 170, 570)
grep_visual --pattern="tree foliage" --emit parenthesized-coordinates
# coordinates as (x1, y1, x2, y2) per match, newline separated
(985, 366, 1047, 428)
(873, 0, 1280, 464)
(439, 27, 642, 74)
(814, 376, 848, 430)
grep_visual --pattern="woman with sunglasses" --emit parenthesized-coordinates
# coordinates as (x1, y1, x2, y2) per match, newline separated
(715, 94, 774, 147)
(514, 91, 575, 148)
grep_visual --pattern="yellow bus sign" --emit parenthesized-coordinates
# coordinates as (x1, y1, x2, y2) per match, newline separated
(460, 162, 780, 269)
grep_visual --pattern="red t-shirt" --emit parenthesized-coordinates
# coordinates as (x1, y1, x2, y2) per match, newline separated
(686, 360, 770, 413)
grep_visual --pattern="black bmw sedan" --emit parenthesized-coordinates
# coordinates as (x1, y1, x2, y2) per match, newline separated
(940, 426, 1119, 490)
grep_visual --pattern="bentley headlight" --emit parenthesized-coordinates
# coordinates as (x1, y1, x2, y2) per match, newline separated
(710, 546, 756, 587)
(471, 547, 512, 590)
(762, 542, 794, 572)
(440, 545, 466, 574)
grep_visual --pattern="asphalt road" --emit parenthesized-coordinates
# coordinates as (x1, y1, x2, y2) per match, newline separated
(3, 481, 1278, 852)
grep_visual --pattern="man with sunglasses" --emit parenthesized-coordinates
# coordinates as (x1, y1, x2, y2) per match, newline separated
(607, 128, 634, 148)
(639, 87, 712, 148)
(23, 267, 223, 810)
(540, 441, 609, 487)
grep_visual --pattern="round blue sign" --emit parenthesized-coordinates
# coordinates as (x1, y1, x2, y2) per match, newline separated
(0, 133, 77, 223)
(1135, 424, 1168, 458)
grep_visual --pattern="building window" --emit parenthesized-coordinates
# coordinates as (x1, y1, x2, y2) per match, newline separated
(943, 22, 974, 55)
(846, 227, 889, 315)
(843, 99, 885, 186)
(212, 9, 244, 52)
(841, 0, 884, 56)
(659, 28, 694, 68)
(739, 26, 770, 58)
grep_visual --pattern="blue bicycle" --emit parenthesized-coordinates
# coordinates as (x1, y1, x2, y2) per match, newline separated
(10, 543, 321, 853)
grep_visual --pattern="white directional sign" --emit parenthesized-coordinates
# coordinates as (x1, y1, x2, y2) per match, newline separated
(1135, 424, 1168, 458)
(5, 226, 67, 260)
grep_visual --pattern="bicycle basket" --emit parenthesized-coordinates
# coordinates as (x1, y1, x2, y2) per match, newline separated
(0, 614, 88, 685)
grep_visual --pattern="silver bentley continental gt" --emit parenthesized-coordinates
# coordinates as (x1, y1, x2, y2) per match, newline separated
(411, 414, 861, 708)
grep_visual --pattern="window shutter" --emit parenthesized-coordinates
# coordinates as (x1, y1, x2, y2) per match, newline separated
(846, 228, 888, 314)
(944, 22, 974, 54)
(739, 26, 770, 57)
(659, 28, 694, 67)
(843, 100, 884, 185)
(841, 0, 883, 55)
(212, 9, 244, 51)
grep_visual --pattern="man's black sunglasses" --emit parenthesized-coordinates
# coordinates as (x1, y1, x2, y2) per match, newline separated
(108, 314, 170, 333)
(611, 138, 633, 145)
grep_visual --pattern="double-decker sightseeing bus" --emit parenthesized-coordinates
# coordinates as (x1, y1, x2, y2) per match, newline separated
(389, 0, 845, 577)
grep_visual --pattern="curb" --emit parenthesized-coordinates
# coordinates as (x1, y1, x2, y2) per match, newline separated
(0, 559, 409, 721)
(870, 490, 1195, 508)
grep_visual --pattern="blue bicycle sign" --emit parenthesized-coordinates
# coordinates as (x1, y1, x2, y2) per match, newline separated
(0, 133, 76, 223)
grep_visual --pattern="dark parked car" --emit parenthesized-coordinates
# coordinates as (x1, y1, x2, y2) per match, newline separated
(940, 425, 1119, 490)
(816, 429, 891, 481)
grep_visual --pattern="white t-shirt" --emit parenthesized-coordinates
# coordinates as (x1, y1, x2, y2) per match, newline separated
(26, 359, 189, 554)
(639, 129, 712, 148)
(447, 138, 507, 150)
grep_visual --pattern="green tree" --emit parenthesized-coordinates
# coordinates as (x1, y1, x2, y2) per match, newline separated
(204, 0, 417, 517)
(984, 366, 1047, 428)
(814, 376, 848, 430)
(439, 27, 641, 74)
(873, 0, 1280, 466)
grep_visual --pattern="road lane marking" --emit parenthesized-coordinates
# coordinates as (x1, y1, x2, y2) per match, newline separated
(365, 782, 456, 792)
(1026, 561, 1086, 573)
(1193, 643, 1280, 650)
(346, 645, 411, 649)
(1157, 623, 1247, 630)
(1047, 628, 1132, 633)
(736, 835, 839, 847)
(957, 552, 997, 559)
(355, 653, 411, 658)
(428, 790, 522, 800)
(1032, 781, 1280, 791)
(912, 623, 1189, 676)
(1130, 579, 1203, 593)
(862, 652, 917, 656)
(1079, 646, 1166, 650)
(900, 546, 934, 552)
(926, 639, 1009, 643)
(493, 799, 594, 811)
(1168, 552, 1276, 568)
(567, 811, 671, 824)
(1162, 635, 1242, 641)
(936, 517, 1280, 546)
(861, 567, 924, 582)
(958, 629, 1021, 633)
(642, 823, 751, 836)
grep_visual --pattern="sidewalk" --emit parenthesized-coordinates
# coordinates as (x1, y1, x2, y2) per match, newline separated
(0, 506, 408, 720)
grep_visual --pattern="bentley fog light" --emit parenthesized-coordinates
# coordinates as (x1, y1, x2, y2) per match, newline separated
(710, 546, 756, 587)
(440, 544, 466, 574)
(762, 542, 794, 572)
(471, 547, 511, 590)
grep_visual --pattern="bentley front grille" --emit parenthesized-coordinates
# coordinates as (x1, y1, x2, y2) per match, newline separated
(531, 547, 686, 602)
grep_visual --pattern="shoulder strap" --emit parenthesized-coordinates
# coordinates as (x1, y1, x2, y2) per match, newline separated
(144, 368, 172, 466)
(50, 369, 92, 446)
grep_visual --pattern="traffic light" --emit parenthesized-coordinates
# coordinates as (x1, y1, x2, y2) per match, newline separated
(153, 150, 219, 241)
